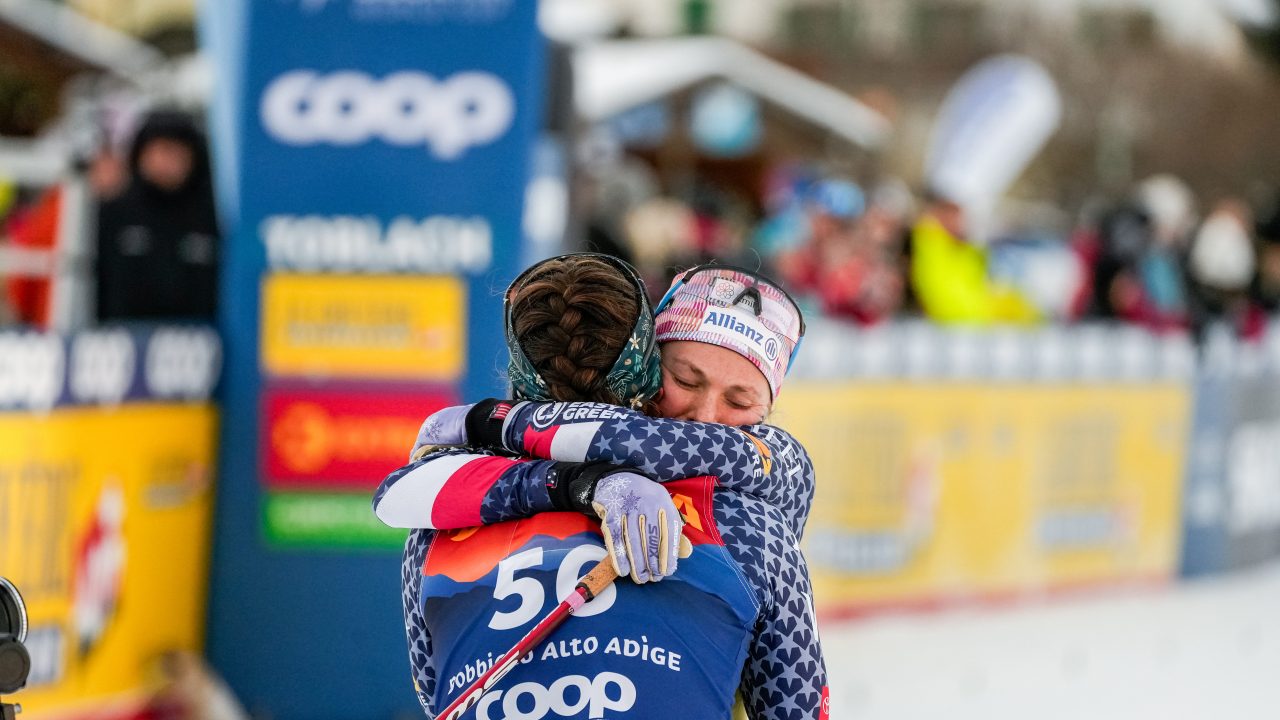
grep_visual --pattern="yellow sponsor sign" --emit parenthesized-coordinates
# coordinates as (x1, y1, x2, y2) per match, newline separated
(260, 273, 465, 380)
(775, 382, 1189, 613)
(0, 404, 217, 717)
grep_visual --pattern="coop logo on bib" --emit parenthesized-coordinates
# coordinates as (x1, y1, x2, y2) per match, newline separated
(260, 70, 515, 159)
(474, 671, 636, 720)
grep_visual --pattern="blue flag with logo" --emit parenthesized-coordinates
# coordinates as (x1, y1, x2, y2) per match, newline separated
(202, 1, 545, 717)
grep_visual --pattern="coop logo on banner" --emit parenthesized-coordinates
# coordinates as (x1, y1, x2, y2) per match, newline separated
(263, 387, 455, 486)
(261, 70, 515, 159)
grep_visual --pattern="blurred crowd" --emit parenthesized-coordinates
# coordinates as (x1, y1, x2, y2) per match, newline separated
(1079, 178, 1280, 342)
(590, 160, 1280, 344)
(4, 110, 1280, 347)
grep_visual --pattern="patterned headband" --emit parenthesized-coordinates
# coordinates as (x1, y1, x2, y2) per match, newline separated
(653, 264, 805, 400)
(504, 253, 662, 409)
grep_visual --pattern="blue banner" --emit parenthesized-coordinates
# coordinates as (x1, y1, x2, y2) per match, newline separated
(1219, 370, 1280, 569)
(1179, 367, 1232, 577)
(201, 1, 545, 717)
(1181, 336, 1280, 577)
(0, 325, 220, 411)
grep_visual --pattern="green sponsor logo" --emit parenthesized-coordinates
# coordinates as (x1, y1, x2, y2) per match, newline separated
(264, 491, 407, 550)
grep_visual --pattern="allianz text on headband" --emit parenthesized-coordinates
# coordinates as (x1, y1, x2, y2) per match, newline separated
(653, 263, 807, 375)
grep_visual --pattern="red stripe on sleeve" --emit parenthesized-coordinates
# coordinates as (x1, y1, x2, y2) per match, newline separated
(522, 425, 560, 458)
(429, 456, 523, 528)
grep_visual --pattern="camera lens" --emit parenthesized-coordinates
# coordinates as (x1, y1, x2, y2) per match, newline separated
(0, 637, 31, 694)
(0, 576, 30, 695)
(0, 578, 27, 643)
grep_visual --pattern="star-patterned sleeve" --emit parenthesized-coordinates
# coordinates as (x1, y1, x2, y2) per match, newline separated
(717, 493, 829, 720)
(741, 529, 827, 719)
(373, 446, 561, 529)
(401, 528, 437, 717)
(499, 402, 816, 539)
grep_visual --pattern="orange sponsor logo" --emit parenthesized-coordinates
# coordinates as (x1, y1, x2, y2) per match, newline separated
(742, 431, 773, 475)
(670, 493, 703, 532)
(270, 401, 419, 475)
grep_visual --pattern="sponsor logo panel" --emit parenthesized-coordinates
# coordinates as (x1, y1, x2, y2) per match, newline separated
(776, 382, 1187, 612)
(0, 403, 216, 714)
(260, 213, 493, 274)
(260, 274, 465, 381)
(264, 490, 407, 549)
(263, 386, 455, 486)
(260, 70, 515, 159)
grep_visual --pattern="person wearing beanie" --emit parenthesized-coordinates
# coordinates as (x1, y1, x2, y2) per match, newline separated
(1187, 200, 1257, 339)
(94, 109, 220, 322)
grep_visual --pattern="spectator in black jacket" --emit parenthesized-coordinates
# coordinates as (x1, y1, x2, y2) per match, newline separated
(95, 110, 219, 322)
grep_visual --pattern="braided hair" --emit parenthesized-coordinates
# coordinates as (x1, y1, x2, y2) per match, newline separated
(510, 256, 640, 405)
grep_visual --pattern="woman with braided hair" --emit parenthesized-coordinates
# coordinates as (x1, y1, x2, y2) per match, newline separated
(376, 254, 827, 719)
(505, 256, 658, 409)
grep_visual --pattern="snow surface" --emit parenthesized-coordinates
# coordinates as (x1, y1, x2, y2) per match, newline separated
(821, 562, 1280, 719)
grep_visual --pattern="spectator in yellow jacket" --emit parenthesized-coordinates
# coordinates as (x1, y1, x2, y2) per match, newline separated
(910, 197, 1039, 324)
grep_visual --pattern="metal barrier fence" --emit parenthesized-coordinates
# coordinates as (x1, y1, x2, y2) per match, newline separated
(789, 317, 1205, 383)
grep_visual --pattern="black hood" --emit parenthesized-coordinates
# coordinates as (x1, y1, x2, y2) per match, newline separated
(126, 109, 213, 199)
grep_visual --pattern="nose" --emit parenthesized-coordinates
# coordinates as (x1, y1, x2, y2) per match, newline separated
(686, 393, 719, 424)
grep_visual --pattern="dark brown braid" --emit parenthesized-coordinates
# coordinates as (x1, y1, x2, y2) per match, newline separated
(510, 256, 639, 405)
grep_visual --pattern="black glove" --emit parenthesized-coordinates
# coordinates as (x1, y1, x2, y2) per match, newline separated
(544, 461, 637, 515)
(463, 398, 516, 450)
